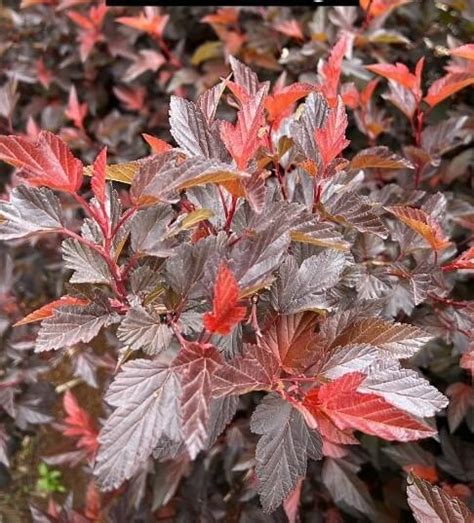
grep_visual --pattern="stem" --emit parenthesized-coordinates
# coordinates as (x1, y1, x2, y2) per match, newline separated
(224, 196, 238, 234)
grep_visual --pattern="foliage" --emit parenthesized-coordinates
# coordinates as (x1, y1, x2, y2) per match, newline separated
(0, 1, 473, 520)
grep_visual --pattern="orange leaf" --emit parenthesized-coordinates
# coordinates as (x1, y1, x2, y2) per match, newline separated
(424, 72, 474, 107)
(142, 133, 172, 154)
(366, 62, 417, 91)
(265, 83, 314, 125)
(14, 296, 90, 327)
(448, 43, 474, 61)
(387, 206, 451, 251)
(201, 8, 239, 26)
(360, 0, 411, 18)
(350, 146, 414, 170)
(117, 7, 168, 38)
(203, 262, 247, 335)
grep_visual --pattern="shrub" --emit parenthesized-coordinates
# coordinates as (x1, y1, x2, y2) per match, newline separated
(0, 2, 473, 520)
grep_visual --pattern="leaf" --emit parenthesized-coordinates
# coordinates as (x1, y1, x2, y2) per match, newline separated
(65, 85, 87, 130)
(273, 19, 304, 41)
(142, 134, 172, 154)
(229, 55, 261, 96)
(250, 393, 322, 513)
(424, 73, 474, 108)
(213, 343, 279, 397)
(314, 97, 350, 169)
(291, 93, 329, 166)
(366, 62, 417, 91)
(407, 474, 473, 523)
(443, 247, 474, 272)
(271, 251, 346, 314)
(117, 305, 172, 356)
(174, 343, 223, 459)
(84, 160, 141, 185)
(95, 360, 181, 490)
(322, 458, 377, 519)
(14, 296, 90, 327)
(191, 40, 223, 66)
(203, 262, 247, 336)
(61, 391, 98, 458)
(169, 96, 226, 160)
(220, 85, 268, 170)
(261, 312, 320, 373)
(448, 43, 474, 61)
(0, 185, 63, 240)
(305, 373, 436, 442)
(350, 146, 414, 170)
(318, 344, 379, 380)
(265, 83, 313, 124)
(36, 303, 119, 352)
(359, 361, 448, 417)
(330, 317, 432, 358)
(387, 206, 451, 251)
(91, 147, 107, 205)
(130, 152, 247, 206)
(324, 191, 388, 238)
(61, 239, 111, 284)
(130, 205, 175, 257)
(445, 383, 474, 433)
(0, 131, 83, 193)
(116, 8, 168, 37)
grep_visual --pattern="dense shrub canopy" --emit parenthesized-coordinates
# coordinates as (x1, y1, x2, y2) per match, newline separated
(0, 1, 473, 520)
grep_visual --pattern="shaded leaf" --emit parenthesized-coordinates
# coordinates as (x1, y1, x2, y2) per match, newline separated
(36, 303, 119, 352)
(250, 393, 322, 513)
(0, 185, 63, 240)
(95, 360, 181, 490)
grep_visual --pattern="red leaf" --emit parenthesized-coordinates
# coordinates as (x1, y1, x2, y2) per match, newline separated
(62, 391, 99, 459)
(442, 246, 474, 272)
(203, 263, 246, 335)
(314, 97, 350, 170)
(424, 72, 474, 107)
(113, 85, 146, 112)
(0, 131, 83, 193)
(36, 58, 53, 89)
(142, 133, 172, 154)
(319, 36, 347, 105)
(304, 373, 436, 442)
(460, 350, 474, 376)
(273, 19, 304, 41)
(220, 87, 267, 170)
(14, 296, 89, 327)
(91, 147, 107, 205)
(84, 482, 102, 520)
(65, 85, 88, 130)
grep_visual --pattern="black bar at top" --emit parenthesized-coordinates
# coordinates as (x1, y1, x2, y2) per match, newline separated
(107, 0, 359, 6)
